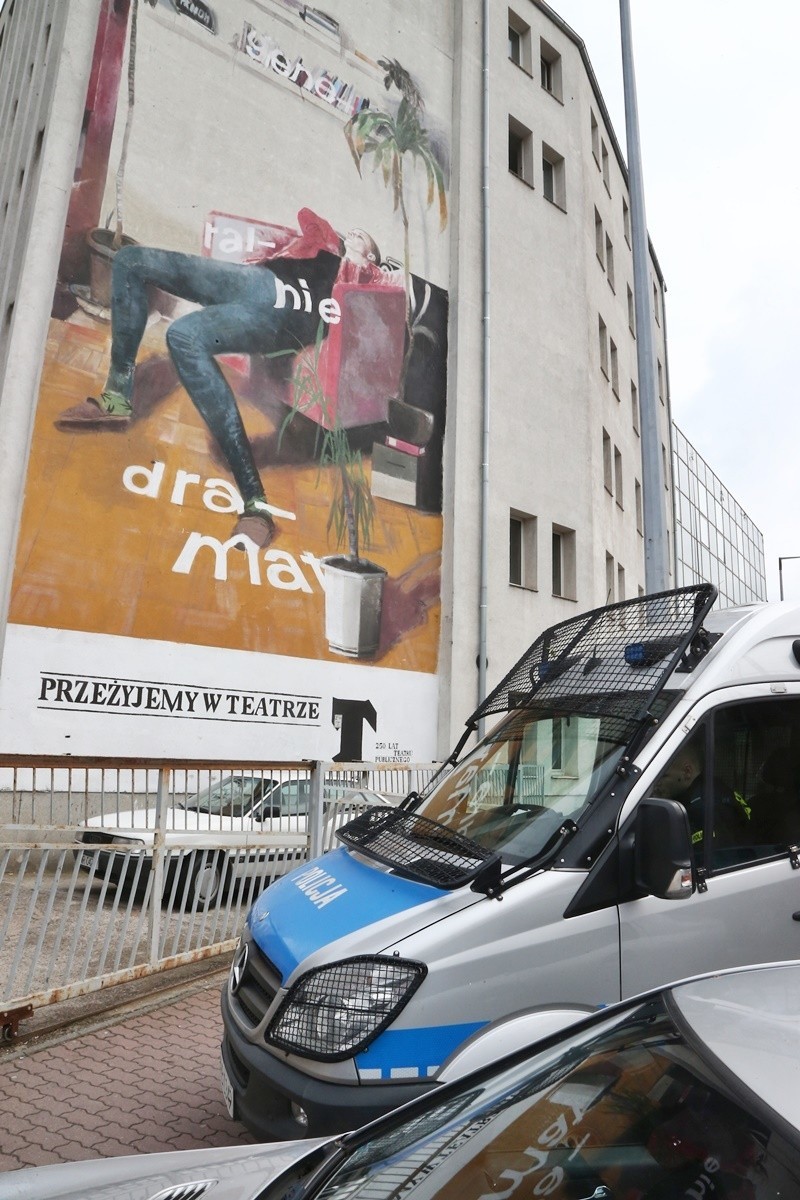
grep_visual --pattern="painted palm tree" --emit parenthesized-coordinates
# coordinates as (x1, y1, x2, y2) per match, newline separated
(344, 58, 448, 393)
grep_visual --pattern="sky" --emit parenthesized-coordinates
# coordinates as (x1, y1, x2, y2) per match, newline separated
(550, 1, 800, 600)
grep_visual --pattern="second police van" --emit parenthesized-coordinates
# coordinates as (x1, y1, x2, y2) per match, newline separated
(221, 584, 800, 1138)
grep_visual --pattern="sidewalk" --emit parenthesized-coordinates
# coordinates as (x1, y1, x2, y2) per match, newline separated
(0, 965, 254, 1173)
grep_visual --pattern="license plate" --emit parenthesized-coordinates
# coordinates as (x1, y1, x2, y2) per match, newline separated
(80, 852, 94, 869)
(221, 1053, 235, 1119)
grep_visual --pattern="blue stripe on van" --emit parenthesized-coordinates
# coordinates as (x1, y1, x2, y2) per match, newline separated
(247, 846, 443, 980)
(356, 1022, 486, 1080)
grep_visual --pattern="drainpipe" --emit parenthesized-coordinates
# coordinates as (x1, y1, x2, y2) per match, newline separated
(619, 0, 669, 593)
(477, 0, 491, 736)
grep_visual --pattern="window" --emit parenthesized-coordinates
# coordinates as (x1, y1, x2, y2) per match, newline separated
(601, 140, 610, 192)
(622, 195, 631, 244)
(631, 380, 639, 434)
(605, 234, 615, 291)
(614, 445, 623, 507)
(508, 10, 531, 72)
(662, 443, 669, 488)
(598, 314, 608, 377)
(594, 208, 604, 265)
(509, 511, 537, 590)
(653, 279, 661, 325)
(550, 715, 577, 776)
(541, 143, 566, 208)
(508, 116, 533, 185)
(552, 524, 576, 599)
(617, 562, 625, 601)
(590, 109, 600, 164)
(635, 478, 643, 534)
(627, 283, 635, 334)
(602, 428, 612, 493)
(610, 338, 619, 396)
(657, 358, 664, 403)
(605, 551, 615, 603)
(539, 37, 562, 100)
(649, 699, 800, 873)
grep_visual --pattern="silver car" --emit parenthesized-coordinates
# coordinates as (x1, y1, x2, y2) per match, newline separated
(5, 960, 800, 1198)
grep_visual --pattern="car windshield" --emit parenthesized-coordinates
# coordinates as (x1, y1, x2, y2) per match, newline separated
(413, 698, 637, 865)
(310, 996, 799, 1200)
(185, 775, 263, 817)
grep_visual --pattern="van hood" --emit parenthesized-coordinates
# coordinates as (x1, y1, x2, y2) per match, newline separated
(247, 847, 475, 980)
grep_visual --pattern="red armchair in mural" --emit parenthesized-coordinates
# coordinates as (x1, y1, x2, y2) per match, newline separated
(203, 211, 406, 430)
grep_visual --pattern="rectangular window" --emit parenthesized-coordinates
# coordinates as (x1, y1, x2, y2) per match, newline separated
(614, 445, 623, 508)
(631, 380, 639, 434)
(622, 196, 631, 244)
(610, 339, 619, 396)
(594, 208, 604, 266)
(590, 109, 600, 164)
(601, 140, 610, 192)
(635, 479, 643, 534)
(509, 116, 533, 185)
(627, 284, 635, 335)
(662, 443, 669, 489)
(598, 315, 609, 377)
(541, 143, 566, 209)
(653, 280, 661, 325)
(617, 563, 625, 602)
(603, 428, 613, 493)
(605, 234, 615, 292)
(508, 10, 531, 72)
(605, 551, 615, 603)
(509, 511, 537, 590)
(552, 524, 576, 599)
(539, 37, 562, 100)
(657, 358, 664, 403)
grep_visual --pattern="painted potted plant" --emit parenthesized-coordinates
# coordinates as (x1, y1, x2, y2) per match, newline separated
(344, 58, 448, 403)
(285, 339, 386, 659)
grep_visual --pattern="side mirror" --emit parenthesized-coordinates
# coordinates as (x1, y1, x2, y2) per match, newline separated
(634, 797, 694, 900)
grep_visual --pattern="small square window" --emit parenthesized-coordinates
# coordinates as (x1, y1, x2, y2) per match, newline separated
(509, 116, 533, 185)
(552, 524, 577, 599)
(508, 10, 532, 72)
(509, 511, 537, 590)
(614, 446, 623, 508)
(539, 37, 562, 100)
(542, 143, 566, 209)
(598, 315, 609, 377)
(605, 234, 615, 291)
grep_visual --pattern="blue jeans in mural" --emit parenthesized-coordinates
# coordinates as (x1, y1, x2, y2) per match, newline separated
(106, 246, 318, 506)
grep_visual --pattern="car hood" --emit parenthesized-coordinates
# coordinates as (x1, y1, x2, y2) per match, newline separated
(0, 1138, 330, 1200)
(83, 808, 247, 834)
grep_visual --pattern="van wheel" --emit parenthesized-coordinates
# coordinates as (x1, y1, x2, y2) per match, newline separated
(182, 852, 225, 909)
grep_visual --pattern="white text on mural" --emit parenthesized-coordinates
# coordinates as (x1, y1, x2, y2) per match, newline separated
(241, 23, 370, 119)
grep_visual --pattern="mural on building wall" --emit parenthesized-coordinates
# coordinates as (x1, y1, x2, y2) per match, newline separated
(3, 0, 450, 760)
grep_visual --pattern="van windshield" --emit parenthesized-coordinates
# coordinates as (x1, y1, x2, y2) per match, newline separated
(415, 699, 646, 865)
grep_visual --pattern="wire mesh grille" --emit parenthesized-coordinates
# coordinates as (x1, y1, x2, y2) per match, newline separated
(470, 585, 717, 731)
(337, 807, 498, 889)
(267, 955, 426, 1060)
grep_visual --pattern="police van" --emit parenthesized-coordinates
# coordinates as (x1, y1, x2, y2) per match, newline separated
(221, 584, 800, 1139)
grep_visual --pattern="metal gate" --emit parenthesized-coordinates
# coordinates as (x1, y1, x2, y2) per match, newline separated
(0, 758, 440, 1033)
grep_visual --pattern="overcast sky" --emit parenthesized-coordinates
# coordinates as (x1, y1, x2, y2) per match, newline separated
(551, 1, 800, 600)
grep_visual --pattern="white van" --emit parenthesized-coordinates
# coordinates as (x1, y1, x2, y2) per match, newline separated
(221, 584, 800, 1139)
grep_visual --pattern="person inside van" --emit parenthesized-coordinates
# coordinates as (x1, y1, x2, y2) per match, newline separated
(652, 732, 749, 849)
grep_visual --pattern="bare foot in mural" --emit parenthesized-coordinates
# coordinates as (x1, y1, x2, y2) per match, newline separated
(378, 551, 441, 656)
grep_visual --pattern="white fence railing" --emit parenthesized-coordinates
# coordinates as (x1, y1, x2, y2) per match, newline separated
(0, 759, 442, 1032)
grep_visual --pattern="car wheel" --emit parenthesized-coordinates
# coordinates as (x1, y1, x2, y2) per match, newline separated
(182, 852, 225, 909)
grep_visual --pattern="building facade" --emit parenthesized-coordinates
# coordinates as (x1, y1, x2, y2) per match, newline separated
(0, 0, 697, 764)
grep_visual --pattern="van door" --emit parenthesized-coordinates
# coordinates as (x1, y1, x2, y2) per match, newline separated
(619, 692, 800, 997)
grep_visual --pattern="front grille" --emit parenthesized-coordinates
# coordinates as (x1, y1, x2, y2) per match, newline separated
(233, 938, 280, 1028)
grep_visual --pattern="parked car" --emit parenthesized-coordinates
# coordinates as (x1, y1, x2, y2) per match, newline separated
(222, 583, 800, 1139)
(6, 961, 800, 1199)
(74, 774, 387, 908)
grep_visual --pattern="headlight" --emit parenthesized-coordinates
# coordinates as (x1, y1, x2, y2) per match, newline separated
(266, 956, 426, 1061)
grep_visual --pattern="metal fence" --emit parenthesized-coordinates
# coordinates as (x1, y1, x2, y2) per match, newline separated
(0, 759, 441, 1034)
